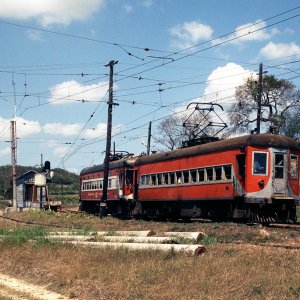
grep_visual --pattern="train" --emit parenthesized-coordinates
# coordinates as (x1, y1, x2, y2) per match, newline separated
(79, 134, 300, 223)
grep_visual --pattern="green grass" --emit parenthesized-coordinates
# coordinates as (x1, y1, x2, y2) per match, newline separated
(0, 227, 49, 246)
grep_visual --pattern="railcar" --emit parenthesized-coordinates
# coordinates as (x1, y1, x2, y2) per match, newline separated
(79, 156, 137, 215)
(79, 134, 300, 223)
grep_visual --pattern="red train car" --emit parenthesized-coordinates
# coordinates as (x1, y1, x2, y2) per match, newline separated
(80, 134, 300, 223)
(80, 156, 137, 215)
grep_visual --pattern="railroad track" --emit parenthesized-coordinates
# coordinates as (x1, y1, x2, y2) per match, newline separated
(267, 222, 300, 231)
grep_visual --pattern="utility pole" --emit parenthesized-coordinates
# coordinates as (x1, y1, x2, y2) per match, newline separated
(256, 63, 263, 134)
(11, 120, 17, 211)
(147, 121, 152, 155)
(100, 60, 118, 218)
(11, 73, 18, 211)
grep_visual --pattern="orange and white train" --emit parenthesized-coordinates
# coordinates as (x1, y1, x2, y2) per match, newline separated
(80, 134, 300, 223)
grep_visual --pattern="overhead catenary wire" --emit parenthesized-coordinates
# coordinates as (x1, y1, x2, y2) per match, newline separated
(1, 6, 300, 169)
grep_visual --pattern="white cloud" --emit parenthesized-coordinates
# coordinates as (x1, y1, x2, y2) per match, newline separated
(213, 20, 278, 46)
(43, 123, 83, 137)
(85, 123, 107, 138)
(0, 0, 105, 27)
(0, 117, 41, 139)
(170, 21, 213, 51)
(47, 141, 70, 158)
(259, 42, 300, 60)
(84, 123, 122, 138)
(17, 118, 42, 137)
(49, 80, 108, 105)
(204, 63, 254, 103)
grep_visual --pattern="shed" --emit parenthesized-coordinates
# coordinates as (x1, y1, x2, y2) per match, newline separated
(16, 170, 47, 209)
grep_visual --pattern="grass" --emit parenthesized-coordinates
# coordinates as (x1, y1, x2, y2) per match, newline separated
(0, 243, 299, 299)
(0, 227, 49, 246)
(0, 209, 299, 299)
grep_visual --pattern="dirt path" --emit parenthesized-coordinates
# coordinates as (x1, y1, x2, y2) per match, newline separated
(0, 273, 69, 300)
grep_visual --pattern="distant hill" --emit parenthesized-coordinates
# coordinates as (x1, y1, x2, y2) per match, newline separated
(0, 165, 80, 202)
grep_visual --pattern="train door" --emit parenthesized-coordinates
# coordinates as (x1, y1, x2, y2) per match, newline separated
(273, 151, 287, 194)
(236, 154, 246, 186)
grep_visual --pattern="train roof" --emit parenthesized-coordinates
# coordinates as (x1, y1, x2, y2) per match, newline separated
(135, 134, 300, 166)
(80, 156, 138, 176)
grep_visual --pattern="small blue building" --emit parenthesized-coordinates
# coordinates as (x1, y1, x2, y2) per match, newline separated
(16, 170, 46, 209)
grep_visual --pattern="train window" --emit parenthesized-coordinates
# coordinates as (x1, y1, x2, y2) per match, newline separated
(163, 173, 169, 185)
(274, 153, 284, 179)
(157, 174, 162, 185)
(176, 171, 182, 183)
(151, 174, 157, 185)
(214, 166, 222, 180)
(253, 152, 268, 175)
(206, 167, 213, 181)
(290, 155, 298, 178)
(108, 179, 112, 189)
(126, 170, 134, 185)
(198, 168, 205, 182)
(190, 169, 197, 182)
(145, 175, 151, 185)
(114, 178, 119, 188)
(140, 175, 145, 185)
(100, 180, 103, 189)
(223, 165, 232, 179)
(170, 173, 175, 184)
(183, 170, 189, 183)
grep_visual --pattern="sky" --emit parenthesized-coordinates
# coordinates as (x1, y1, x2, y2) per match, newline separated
(0, 0, 300, 174)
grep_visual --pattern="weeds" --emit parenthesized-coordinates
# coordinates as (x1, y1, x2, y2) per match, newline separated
(290, 285, 300, 296)
(0, 227, 48, 246)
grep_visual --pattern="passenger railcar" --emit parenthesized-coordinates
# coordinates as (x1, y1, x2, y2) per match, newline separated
(79, 134, 300, 223)
(80, 156, 137, 215)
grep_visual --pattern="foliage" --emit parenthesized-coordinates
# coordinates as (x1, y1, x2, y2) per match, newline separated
(228, 74, 300, 134)
(281, 106, 300, 141)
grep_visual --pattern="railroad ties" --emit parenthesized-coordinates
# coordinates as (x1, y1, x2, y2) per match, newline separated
(47, 230, 206, 256)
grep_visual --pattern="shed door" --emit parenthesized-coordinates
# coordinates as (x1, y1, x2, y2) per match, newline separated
(273, 152, 287, 194)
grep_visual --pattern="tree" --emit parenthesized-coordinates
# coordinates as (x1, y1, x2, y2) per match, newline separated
(281, 106, 300, 142)
(228, 74, 300, 135)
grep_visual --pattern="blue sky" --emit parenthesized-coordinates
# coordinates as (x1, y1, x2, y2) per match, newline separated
(0, 0, 300, 174)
